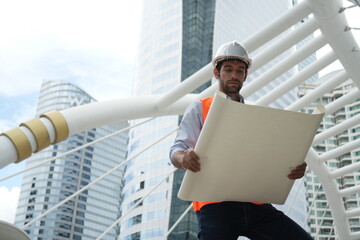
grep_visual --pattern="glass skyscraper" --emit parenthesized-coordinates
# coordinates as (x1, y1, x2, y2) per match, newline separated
(15, 80, 129, 240)
(122, 0, 309, 239)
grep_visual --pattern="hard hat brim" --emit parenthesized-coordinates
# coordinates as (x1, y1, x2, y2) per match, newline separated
(212, 55, 252, 69)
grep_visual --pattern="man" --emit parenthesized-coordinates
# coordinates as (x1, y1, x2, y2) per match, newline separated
(169, 41, 312, 240)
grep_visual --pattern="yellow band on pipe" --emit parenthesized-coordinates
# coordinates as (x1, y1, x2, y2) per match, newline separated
(20, 118, 50, 152)
(40, 111, 69, 144)
(0, 128, 32, 163)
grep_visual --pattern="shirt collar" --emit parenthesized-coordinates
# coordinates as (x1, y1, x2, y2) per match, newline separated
(225, 94, 244, 103)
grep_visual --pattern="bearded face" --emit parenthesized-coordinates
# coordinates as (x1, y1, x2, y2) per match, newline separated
(214, 60, 248, 96)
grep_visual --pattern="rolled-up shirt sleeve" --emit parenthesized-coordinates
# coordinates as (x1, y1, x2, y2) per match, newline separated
(169, 100, 203, 161)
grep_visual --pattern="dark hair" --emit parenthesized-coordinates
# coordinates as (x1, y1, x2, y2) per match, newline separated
(215, 61, 223, 73)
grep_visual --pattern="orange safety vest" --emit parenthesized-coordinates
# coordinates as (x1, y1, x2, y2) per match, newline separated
(192, 96, 265, 212)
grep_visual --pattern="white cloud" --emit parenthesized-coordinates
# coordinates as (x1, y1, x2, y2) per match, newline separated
(0, 187, 20, 223)
(0, 0, 141, 97)
(0, 0, 142, 56)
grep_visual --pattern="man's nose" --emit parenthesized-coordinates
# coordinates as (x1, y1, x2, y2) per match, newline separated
(231, 73, 239, 80)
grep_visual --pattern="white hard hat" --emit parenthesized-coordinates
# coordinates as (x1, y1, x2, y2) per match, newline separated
(212, 41, 252, 69)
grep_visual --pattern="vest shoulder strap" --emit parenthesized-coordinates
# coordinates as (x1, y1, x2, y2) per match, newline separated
(199, 96, 214, 123)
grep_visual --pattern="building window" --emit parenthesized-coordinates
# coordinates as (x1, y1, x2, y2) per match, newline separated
(126, 214, 142, 227)
(74, 226, 83, 233)
(125, 232, 140, 240)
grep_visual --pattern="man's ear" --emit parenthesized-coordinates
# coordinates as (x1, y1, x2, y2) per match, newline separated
(214, 68, 220, 79)
(244, 70, 248, 82)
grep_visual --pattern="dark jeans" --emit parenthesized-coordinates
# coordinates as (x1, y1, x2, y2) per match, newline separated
(196, 202, 313, 240)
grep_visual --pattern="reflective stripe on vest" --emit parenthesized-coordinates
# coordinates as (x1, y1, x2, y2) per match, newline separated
(192, 96, 265, 212)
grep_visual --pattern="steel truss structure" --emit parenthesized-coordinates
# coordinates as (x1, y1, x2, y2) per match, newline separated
(0, 0, 360, 239)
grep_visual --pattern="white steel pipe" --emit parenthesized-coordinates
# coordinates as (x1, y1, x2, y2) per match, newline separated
(62, 95, 188, 135)
(156, 63, 213, 110)
(40, 117, 56, 143)
(307, 0, 360, 89)
(242, 0, 312, 52)
(0, 137, 17, 169)
(346, 207, 360, 219)
(286, 70, 349, 112)
(255, 51, 337, 106)
(52, 94, 194, 137)
(0, 118, 153, 184)
(351, 232, 360, 240)
(19, 126, 37, 152)
(313, 113, 360, 146)
(324, 88, 360, 116)
(339, 185, 360, 198)
(319, 138, 360, 162)
(242, 35, 327, 98)
(330, 161, 360, 179)
(250, 18, 318, 71)
(0, 94, 196, 169)
(305, 148, 349, 239)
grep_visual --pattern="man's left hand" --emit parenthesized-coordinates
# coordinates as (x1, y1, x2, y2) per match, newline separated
(287, 162, 307, 180)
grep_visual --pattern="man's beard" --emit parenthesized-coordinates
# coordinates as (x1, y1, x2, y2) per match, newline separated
(220, 80, 242, 94)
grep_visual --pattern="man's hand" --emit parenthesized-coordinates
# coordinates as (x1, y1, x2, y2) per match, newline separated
(287, 162, 307, 180)
(172, 149, 201, 172)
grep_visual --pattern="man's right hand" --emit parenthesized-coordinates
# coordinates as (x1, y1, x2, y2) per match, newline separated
(172, 149, 201, 172)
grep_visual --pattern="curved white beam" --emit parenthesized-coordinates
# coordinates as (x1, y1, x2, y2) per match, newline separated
(305, 2, 360, 238)
(307, 0, 360, 87)
(305, 148, 349, 240)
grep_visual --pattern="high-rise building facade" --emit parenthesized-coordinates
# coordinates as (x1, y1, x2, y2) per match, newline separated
(122, 1, 310, 239)
(15, 80, 129, 240)
(300, 75, 360, 239)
